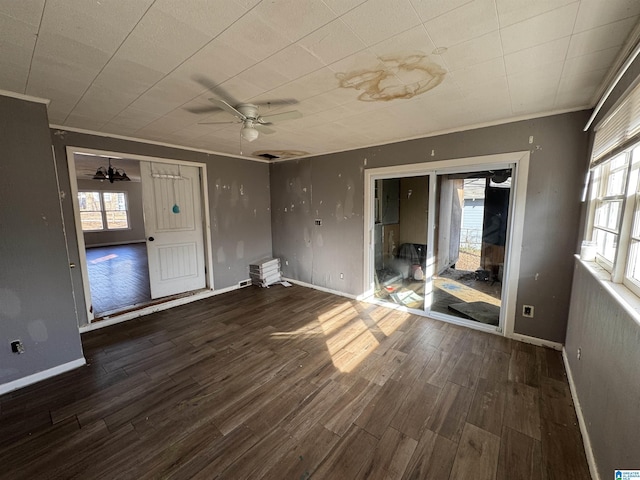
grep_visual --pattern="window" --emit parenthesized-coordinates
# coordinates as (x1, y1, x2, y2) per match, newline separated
(78, 191, 129, 231)
(586, 145, 640, 291)
(585, 78, 640, 297)
(591, 154, 629, 267)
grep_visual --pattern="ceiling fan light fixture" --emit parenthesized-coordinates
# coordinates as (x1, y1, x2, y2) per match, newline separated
(241, 124, 259, 142)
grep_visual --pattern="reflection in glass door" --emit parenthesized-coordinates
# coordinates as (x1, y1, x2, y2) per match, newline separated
(430, 169, 512, 327)
(372, 175, 430, 309)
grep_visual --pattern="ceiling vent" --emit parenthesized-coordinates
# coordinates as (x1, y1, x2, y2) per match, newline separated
(256, 153, 280, 160)
(252, 150, 309, 161)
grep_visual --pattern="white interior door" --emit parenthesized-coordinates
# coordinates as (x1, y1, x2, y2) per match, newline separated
(141, 161, 206, 299)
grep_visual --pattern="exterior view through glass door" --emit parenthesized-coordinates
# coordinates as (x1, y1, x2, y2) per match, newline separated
(371, 167, 513, 330)
(431, 169, 511, 327)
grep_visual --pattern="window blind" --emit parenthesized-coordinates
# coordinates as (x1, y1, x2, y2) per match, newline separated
(592, 80, 640, 165)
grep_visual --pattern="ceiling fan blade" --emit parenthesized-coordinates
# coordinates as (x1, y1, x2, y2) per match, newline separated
(192, 75, 239, 104)
(198, 120, 240, 125)
(185, 105, 222, 114)
(254, 124, 276, 134)
(259, 110, 302, 123)
(209, 98, 246, 120)
(253, 99, 298, 108)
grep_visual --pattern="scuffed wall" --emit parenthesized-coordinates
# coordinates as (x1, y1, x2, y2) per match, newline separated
(271, 153, 364, 294)
(0, 96, 84, 388)
(271, 110, 590, 343)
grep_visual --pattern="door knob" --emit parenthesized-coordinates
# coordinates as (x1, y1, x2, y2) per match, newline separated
(69, 262, 76, 268)
(148, 237, 155, 242)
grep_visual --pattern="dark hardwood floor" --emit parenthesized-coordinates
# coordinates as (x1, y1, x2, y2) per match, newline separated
(86, 243, 151, 317)
(0, 285, 590, 479)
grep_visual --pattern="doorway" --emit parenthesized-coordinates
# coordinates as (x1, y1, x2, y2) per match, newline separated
(364, 152, 529, 336)
(67, 148, 214, 324)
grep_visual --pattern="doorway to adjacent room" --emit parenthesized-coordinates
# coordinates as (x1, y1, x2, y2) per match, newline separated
(67, 148, 214, 324)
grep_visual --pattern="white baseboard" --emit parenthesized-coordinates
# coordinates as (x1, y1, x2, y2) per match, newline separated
(562, 348, 600, 480)
(79, 285, 242, 333)
(282, 278, 356, 300)
(0, 357, 86, 396)
(510, 332, 563, 351)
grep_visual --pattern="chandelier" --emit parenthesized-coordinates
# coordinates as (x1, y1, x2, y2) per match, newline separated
(92, 158, 131, 183)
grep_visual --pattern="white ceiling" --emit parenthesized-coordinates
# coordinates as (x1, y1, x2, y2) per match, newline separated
(74, 154, 141, 182)
(2, 0, 639, 161)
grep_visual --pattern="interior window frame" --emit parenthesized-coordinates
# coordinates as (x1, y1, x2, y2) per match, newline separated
(78, 190, 130, 232)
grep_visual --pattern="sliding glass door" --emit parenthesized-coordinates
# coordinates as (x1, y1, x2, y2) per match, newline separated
(365, 157, 522, 334)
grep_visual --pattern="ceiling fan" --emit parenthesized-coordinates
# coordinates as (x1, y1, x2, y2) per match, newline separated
(187, 76, 302, 142)
(197, 99, 302, 142)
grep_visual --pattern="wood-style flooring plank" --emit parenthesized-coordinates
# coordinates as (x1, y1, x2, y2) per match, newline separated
(260, 423, 341, 479)
(402, 429, 458, 480)
(320, 377, 381, 436)
(467, 377, 507, 437)
(496, 426, 542, 480)
(448, 350, 483, 389)
(355, 378, 412, 439)
(420, 348, 460, 388)
(480, 348, 511, 383)
(312, 424, 379, 479)
(356, 426, 418, 480)
(390, 381, 440, 440)
(508, 349, 540, 388)
(504, 381, 542, 441)
(0, 284, 592, 480)
(425, 381, 474, 443)
(449, 422, 501, 480)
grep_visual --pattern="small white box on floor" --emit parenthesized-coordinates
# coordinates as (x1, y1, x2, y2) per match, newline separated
(249, 258, 282, 287)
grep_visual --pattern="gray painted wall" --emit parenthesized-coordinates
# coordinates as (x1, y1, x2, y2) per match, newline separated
(77, 179, 145, 247)
(0, 96, 84, 387)
(51, 130, 273, 327)
(271, 153, 363, 293)
(271, 110, 590, 342)
(565, 54, 640, 480)
(565, 260, 640, 476)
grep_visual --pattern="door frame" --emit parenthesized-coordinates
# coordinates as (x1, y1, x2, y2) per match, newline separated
(363, 151, 530, 337)
(65, 146, 215, 324)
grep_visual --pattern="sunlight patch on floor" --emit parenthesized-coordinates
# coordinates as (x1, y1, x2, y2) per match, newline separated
(433, 277, 501, 307)
(90, 254, 118, 264)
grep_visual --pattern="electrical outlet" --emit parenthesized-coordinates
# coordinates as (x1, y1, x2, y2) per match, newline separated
(340, 273, 344, 280)
(522, 305, 534, 318)
(315, 219, 322, 226)
(577, 347, 582, 360)
(11, 340, 24, 354)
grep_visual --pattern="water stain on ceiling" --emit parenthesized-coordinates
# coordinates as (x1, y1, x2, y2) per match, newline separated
(336, 53, 446, 102)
